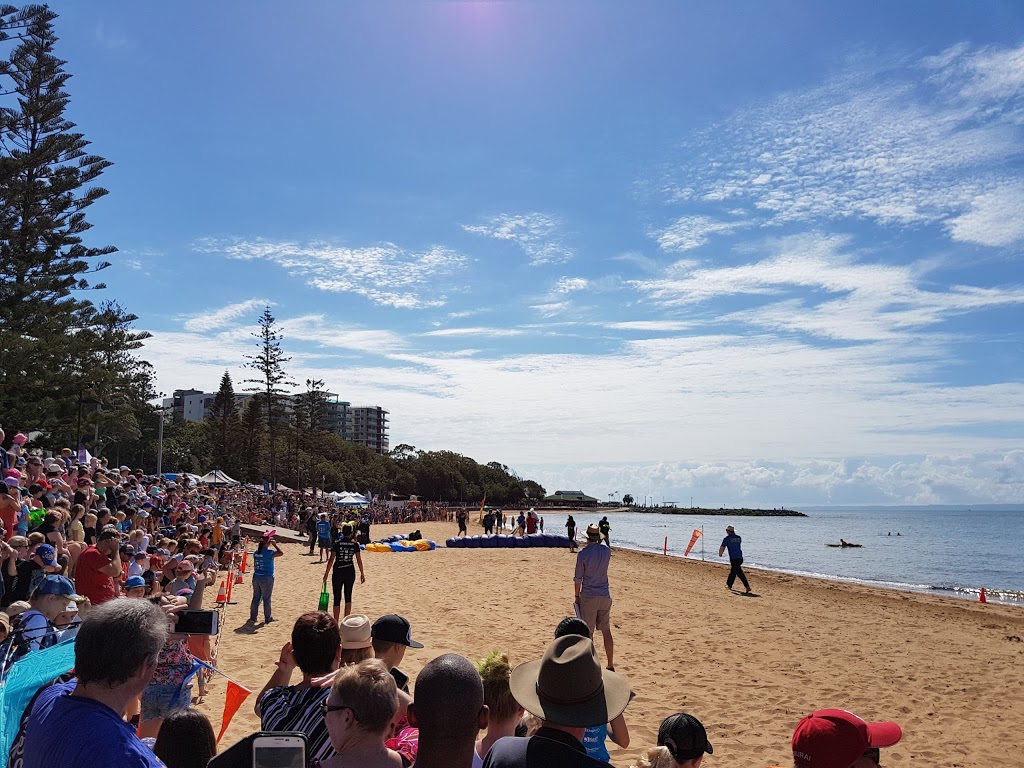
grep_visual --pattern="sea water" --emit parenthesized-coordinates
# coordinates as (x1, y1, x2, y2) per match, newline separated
(585, 506, 1024, 605)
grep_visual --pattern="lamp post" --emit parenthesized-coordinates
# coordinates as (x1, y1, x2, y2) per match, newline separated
(155, 393, 166, 477)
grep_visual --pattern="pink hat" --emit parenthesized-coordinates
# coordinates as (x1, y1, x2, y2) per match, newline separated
(11, 433, 27, 445)
(793, 709, 902, 768)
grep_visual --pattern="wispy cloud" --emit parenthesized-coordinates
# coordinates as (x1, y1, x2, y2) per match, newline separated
(553, 277, 588, 293)
(654, 215, 749, 252)
(652, 41, 1024, 249)
(601, 320, 693, 332)
(463, 213, 574, 266)
(182, 299, 272, 333)
(193, 238, 468, 309)
(631, 233, 1024, 342)
(420, 327, 526, 338)
(529, 301, 570, 317)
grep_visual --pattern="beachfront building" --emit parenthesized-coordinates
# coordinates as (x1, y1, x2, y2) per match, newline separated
(163, 387, 389, 454)
(350, 405, 389, 454)
(542, 490, 599, 507)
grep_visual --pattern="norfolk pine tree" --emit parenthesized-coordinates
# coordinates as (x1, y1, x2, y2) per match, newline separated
(0, 6, 118, 430)
(244, 308, 294, 488)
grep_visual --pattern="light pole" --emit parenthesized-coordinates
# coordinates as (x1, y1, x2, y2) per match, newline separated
(156, 408, 164, 477)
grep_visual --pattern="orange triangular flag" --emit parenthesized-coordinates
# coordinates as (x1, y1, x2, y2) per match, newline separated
(217, 679, 253, 743)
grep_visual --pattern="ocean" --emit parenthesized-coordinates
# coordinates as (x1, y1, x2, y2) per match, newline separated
(584, 506, 1024, 605)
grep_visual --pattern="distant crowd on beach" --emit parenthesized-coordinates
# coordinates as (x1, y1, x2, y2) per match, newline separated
(0, 427, 902, 768)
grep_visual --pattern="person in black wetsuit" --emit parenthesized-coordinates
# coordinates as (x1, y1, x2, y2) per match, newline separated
(322, 524, 364, 623)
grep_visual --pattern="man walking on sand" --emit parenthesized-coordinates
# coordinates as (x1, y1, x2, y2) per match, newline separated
(718, 525, 752, 594)
(574, 524, 615, 671)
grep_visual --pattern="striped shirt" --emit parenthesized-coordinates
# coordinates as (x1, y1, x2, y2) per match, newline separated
(259, 686, 333, 765)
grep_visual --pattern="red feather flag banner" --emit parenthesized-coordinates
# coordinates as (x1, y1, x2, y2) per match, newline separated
(684, 529, 703, 557)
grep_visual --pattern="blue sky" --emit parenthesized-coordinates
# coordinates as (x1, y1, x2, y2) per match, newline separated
(44, 1, 1024, 505)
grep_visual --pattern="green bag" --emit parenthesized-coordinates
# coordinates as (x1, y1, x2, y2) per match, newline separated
(317, 582, 329, 612)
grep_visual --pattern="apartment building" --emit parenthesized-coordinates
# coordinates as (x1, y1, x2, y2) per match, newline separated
(163, 388, 389, 454)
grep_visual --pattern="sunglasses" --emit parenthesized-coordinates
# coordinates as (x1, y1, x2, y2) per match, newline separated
(319, 701, 358, 720)
(862, 748, 881, 765)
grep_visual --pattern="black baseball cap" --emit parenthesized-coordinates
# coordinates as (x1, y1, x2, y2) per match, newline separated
(371, 614, 423, 648)
(658, 712, 713, 761)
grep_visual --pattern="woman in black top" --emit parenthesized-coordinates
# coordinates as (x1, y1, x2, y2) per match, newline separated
(321, 524, 364, 623)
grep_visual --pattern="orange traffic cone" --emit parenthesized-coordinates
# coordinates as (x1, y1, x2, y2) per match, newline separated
(979, 587, 987, 603)
(239, 550, 248, 573)
(235, 571, 243, 585)
(216, 580, 227, 605)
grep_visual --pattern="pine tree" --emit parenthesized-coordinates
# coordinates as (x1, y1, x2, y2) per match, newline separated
(0, 6, 117, 429)
(208, 370, 240, 476)
(244, 308, 293, 488)
(240, 395, 264, 484)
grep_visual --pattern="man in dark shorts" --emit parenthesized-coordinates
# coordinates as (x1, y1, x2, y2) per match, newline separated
(322, 524, 364, 622)
(718, 525, 752, 594)
(456, 508, 468, 537)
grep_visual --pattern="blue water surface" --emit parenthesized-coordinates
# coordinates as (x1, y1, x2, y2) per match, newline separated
(581, 506, 1024, 604)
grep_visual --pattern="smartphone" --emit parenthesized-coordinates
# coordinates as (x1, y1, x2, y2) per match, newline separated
(174, 608, 219, 635)
(252, 733, 306, 768)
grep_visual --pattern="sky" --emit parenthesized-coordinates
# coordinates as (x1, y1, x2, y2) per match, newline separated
(38, 1, 1024, 506)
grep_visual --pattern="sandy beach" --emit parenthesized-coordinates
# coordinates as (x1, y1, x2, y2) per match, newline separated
(197, 520, 1024, 767)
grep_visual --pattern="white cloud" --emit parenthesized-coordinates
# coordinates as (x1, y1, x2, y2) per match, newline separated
(654, 215, 749, 252)
(463, 213, 574, 266)
(529, 301, 570, 317)
(601, 320, 693, 332)
(193, 238, 467, 309)
(182, 299, 272, 333)
(516, 452, 1024, 506)
(631, 233, 1024, 341)
(420, 327, 526, 338)
(946, 183, 1024, 246)
(653, 42, 1024, 246)
(142, 294, 1024, 505)
(553, 277, 588, 293)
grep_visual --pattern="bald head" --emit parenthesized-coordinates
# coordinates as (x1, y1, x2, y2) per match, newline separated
(412, 653, 485, 745)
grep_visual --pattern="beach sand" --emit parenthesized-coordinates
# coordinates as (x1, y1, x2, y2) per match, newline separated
(197, 520, 1024, 767)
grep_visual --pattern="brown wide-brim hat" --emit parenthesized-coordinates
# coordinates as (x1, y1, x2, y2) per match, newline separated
(509, 635, 631, 728)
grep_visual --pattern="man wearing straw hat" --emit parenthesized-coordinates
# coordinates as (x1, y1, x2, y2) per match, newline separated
(482, 634, 632, 768)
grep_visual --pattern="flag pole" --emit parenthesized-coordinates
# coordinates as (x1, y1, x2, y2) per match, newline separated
(701, 525, 704, 561)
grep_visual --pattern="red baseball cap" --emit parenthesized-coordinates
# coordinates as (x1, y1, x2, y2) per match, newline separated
(793, 709, 902, 768)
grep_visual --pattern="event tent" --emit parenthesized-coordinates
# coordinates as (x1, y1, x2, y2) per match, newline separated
(335, 492, 369, 506)
(197, 469, 240, 486)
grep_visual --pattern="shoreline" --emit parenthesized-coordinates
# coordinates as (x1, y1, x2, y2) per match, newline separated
(610, 541, 1024, 607)
(203, 520, 1024, 767)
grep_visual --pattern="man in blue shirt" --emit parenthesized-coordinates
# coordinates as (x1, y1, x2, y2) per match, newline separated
(718, 525, 752, 594)
(21, 598, 169, 768)
(315, 513, 332, 563)
(249, 532, 284, 624)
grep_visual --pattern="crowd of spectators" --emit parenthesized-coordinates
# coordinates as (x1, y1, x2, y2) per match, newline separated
(1, 428, 901, 768)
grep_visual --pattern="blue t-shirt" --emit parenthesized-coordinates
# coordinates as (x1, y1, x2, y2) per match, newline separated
(722, 534, 743, 559)
(253, 547, 277, 578)
(316, 520, 332, 539)
(581, 723, 610, 762)
(23, 682, 165, 768)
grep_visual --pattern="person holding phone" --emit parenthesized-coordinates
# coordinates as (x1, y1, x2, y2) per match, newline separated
(249, 531, 284, 625)
(19, 599, 170, 768)
(322, 524, 364, 622)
